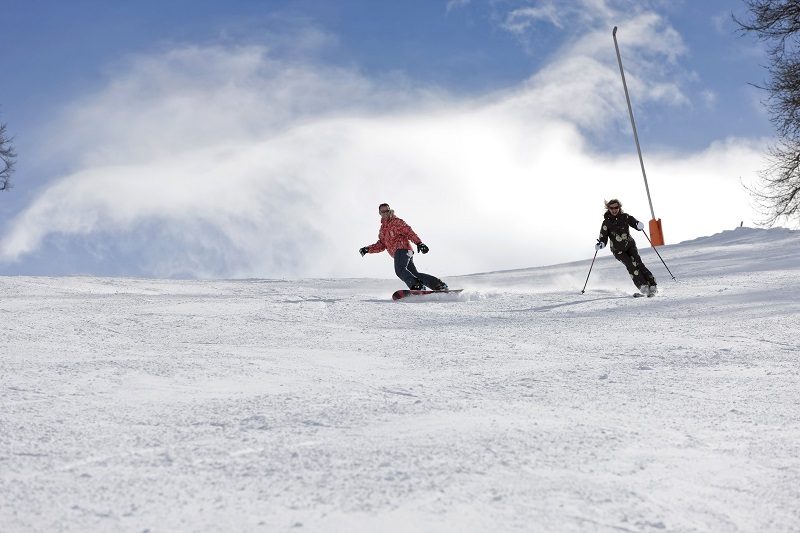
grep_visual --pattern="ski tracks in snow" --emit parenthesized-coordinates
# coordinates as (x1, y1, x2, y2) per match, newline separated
(2, 228, 800, 531)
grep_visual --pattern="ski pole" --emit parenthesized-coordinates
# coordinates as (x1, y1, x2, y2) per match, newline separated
(581, 249, 599, 294)
(642, 230, 676, 280)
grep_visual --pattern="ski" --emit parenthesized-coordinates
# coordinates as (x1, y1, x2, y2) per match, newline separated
(392, 289, 463, 301)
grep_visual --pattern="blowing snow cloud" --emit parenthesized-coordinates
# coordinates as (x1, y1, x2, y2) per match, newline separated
(0, 11, 763, 278)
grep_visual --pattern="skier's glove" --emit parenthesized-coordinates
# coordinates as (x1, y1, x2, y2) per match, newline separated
(595, 240, 606, 251)
(636, 221, 644, 231)
(417, 243, 429, 254)
(359, 246, 369, 256)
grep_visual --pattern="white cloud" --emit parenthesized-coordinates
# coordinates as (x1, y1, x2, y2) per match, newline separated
(700, 89, 717, 109)
(503, 5, 563, 33)
(494, 0, 691, 110)
(0, 11, 767, 279)
(446, 0, 471, 13)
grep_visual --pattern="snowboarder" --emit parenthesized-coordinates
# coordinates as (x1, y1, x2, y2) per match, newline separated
(595, 199, 657, 296)
(359, 203, 448, 291)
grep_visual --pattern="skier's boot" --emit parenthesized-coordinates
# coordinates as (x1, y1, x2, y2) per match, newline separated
(639, 284, 650, 296)
(647, 284, 658, 297)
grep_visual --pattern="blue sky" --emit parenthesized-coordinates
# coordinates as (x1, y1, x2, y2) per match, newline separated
(0, 0, 778, 278)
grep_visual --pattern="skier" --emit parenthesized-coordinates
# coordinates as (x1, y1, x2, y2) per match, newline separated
(595, 199, 657, 296)
(359, 203, 448, 291)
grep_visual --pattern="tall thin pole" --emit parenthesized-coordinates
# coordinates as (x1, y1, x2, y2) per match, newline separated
(612, 26, 656, 221)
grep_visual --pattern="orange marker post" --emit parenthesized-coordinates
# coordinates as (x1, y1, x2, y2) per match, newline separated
(649, 218, 664, 246)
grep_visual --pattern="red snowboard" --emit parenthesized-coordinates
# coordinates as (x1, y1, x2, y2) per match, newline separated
(392, 289, 462, 301)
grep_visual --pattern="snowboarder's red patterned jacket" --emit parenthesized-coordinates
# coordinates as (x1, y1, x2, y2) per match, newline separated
(366, 216, 422, 258)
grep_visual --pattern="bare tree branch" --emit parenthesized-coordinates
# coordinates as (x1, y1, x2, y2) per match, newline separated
(746, 139, 800, 225)
(737, 0, 800, 225)
(0, 121, 17, 191)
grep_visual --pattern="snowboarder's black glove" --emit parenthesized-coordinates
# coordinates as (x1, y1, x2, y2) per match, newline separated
(359, 246, 369, 256)
(417, 243, 429, 254)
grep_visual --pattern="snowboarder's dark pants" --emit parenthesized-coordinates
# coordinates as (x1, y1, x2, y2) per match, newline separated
(613, 245, 656, 289)
(394, 249, 444, 289)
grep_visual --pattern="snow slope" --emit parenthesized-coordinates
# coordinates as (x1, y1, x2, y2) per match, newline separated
(2, 227, 799, 532)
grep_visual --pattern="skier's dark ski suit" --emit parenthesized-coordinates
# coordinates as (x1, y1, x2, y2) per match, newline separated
(597, 211, 657, 291)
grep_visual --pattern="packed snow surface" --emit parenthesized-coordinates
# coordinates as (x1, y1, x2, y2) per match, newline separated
(2, 227, 799, 532)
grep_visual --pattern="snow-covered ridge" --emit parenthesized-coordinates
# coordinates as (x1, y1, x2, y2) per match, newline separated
(677, 225, 798, 246)
(2, 227, 799, 532)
